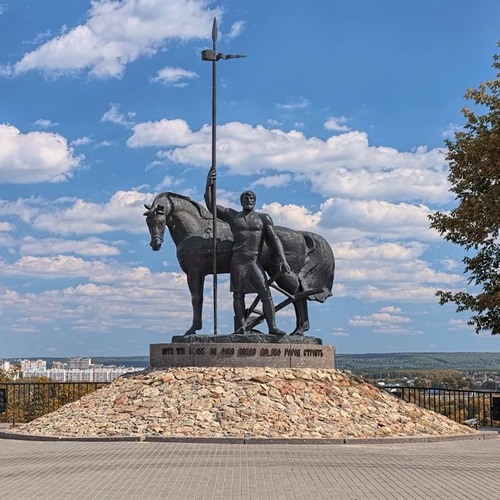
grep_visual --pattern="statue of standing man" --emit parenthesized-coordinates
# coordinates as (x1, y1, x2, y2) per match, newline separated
(205, 167, 291, 335)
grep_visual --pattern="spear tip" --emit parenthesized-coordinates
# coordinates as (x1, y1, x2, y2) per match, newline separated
(212, 17, 218, 42)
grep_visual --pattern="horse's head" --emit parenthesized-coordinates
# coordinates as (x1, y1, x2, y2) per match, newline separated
(144, 195, 171, 251)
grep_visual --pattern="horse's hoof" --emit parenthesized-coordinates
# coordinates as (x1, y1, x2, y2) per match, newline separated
(183, 331, 197, 336)
(290, 331, 304, 336)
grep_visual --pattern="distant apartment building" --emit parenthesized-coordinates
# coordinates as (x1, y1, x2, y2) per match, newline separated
(0, 360, 11, 372)
(45, 369, 67, 382)
(68, 357, 92, 370)
(18, 357, 141, 382)
(22, 366, 140, 382)
(20, 359, 47, 374)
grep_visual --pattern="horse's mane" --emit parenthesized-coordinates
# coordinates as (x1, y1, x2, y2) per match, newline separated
(153, 192, 213, 220)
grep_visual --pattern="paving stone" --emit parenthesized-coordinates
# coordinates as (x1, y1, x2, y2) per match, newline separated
(0, 439, 500, 499)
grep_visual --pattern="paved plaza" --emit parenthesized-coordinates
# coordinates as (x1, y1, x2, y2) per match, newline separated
(1, 435, 500, 499)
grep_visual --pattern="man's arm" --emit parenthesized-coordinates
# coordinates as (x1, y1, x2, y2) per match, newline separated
(204, 167, 232, 222)
(204, 166, 216, 212)
(262, 214, 291, 274)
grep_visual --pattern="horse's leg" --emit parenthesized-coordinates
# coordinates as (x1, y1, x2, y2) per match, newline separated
(290, 299, 310, 336)
(184, 270, 204, 335)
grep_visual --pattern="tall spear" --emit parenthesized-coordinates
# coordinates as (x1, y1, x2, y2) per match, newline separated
(201, 18, 245, 335)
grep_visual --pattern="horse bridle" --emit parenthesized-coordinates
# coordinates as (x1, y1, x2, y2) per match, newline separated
(145, 195, 171, 250)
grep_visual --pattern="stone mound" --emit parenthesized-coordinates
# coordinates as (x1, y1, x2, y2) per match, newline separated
(12, 367, 476, 439)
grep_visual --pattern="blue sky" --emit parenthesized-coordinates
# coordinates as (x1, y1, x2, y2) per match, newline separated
(1, 0, 500, 357)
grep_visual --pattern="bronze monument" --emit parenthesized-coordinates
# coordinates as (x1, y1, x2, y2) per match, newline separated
(144, 189, 334, 337)
(145, 17, 335, 368)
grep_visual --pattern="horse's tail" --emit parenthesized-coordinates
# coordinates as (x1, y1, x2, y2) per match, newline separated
(299, 232, 335, 302)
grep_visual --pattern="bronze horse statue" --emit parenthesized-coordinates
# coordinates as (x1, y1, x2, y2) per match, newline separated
(144, 192, 334, 335)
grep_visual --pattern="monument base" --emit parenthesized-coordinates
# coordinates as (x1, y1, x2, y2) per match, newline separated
(150, 342, 335, 368)
(171, 333, 323, 344)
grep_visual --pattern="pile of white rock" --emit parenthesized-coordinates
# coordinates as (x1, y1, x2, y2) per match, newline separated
(13, 367, 476, 439)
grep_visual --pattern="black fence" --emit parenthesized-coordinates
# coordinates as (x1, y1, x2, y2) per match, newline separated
(2, 381, 500, 427)
(385, 386, 500, 427)
(0, 382, 109, 424)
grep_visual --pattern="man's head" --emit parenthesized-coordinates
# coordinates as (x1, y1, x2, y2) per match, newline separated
(240, 190, 256, 211)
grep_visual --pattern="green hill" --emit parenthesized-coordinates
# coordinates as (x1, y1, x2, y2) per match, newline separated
(5, 352, 500, 374)
(336, 352, 500, 373)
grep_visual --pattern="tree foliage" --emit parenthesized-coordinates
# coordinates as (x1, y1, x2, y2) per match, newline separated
(0, 380, 107, 424)
(412, 370, 471, 389)
(0, 369, 13, 383)
(429, 43, 500, 334)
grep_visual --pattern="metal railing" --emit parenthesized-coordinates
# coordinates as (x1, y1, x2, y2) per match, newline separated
(2, 381, 500, 427)
(385, 386, 500, 427)
(0, 382, 109, 424)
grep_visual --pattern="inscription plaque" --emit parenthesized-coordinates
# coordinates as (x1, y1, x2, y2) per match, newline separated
(150, 343, 335, 369)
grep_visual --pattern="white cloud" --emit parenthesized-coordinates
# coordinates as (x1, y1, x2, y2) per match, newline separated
(11, 0, 221, 78)
(101, 104, 136, 128)
(151, 66, 198, 87)
(324, 116, 351, 132)
(0, 124, 80, 183)
(0, 221, 13, 231)
(349, 310, 411, 327)
(441, 123, 463, 139)
(251, 174, 292, 189)
(0, 196, 46, 223)
(379, 306, 402, 313)
(348, 307, 423, 335)
(225, 20, 245, 40)
(320, 198, 439, 241)
(261, 202, 321, 231)
(448, 319, 474, 331)
(19, 236, 120, 257)
(24, 30, 52, 46)
(349, 284, 440, 302)
(128, 118, 195, 147)
(339, 256, 461, 286)
(335, 241, 426, 261)
(127, 119, 449, 203)
(33, 119, 58, 128)
(267, 119, 283, 127)
(154, 175, 177, 191)
(440, 258, 460, 271)
(70, 136, 93, 147)
(33, 190, 152, 235)
(95, 140, 116, 148)
(0, 233, 15, 248)
(330, 328, 350, 337)
(331, 238, 462, 303)
(2, 255, 150, 282)
(276, 99, 310, 111)
(307, 154, 448, 203)
(0, 263, 194, 334)
(373, 325, 424, 335)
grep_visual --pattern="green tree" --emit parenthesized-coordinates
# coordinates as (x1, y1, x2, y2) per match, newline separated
(429, 43, 500, 334)
(0, 366, 21, 382)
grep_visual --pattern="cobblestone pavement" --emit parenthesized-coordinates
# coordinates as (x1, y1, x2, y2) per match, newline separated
(1, 438, 500, 499)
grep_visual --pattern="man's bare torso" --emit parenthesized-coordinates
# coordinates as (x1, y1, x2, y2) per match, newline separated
(230, 211, 268, 255)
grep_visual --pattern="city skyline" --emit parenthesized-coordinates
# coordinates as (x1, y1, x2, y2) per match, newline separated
(1, 0, 500, 356)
